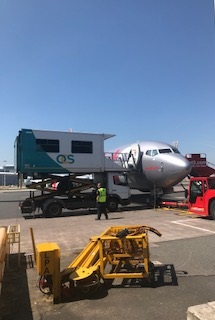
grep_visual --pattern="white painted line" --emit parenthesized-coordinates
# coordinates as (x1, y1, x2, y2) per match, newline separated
(173, 218, 199, 223)
(171, 220, 215, 234)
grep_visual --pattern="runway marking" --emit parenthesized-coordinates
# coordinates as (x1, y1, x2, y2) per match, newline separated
(171, 219, 215, 234)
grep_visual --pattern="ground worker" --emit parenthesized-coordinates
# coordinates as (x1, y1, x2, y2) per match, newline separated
(96, 182, 108, 220)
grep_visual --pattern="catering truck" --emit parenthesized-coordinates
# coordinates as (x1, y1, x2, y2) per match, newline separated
(15, 129, 131, 217)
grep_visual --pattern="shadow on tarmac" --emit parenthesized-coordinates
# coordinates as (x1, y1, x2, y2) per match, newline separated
(60, 263, 179, 303)
(0, 254, 33, 320)
(111, 264, 179, 289)
(0, 256, 182, 314)
(17, 192, 155, 219)
(22, 205, 148, 219)
(22, 193, 151, 219)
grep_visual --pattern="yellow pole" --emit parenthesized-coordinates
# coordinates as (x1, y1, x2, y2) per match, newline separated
(98, 239, 104, 276)
(30, 228, 36, 263)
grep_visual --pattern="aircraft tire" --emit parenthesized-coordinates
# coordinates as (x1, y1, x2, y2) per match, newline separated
(209, 199, 215, 220)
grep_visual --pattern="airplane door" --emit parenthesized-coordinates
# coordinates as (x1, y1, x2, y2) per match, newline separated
(127, 144, 141, 168)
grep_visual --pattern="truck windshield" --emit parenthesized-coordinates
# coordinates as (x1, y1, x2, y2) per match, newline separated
(208, 178, 215, 189)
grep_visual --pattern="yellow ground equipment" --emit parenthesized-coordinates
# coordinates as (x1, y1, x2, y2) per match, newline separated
(36, 225, 162, 303)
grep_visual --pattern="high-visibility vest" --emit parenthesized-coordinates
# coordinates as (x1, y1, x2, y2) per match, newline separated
(97, 188, 107, 203)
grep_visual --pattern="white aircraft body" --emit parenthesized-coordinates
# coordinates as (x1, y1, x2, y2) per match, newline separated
(14, 129, 191, 195)
(113, 141, 191, 194)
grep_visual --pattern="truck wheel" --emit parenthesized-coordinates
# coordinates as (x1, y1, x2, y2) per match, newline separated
(45, 202, 62, 217)
(106, 198, 118, 212)
(209, 199, 215, 220)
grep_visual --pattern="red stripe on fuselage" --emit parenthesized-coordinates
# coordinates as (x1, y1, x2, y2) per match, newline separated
(145, 166, 159, 171)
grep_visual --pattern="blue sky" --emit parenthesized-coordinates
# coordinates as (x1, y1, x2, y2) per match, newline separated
(1, 0, 215, 167)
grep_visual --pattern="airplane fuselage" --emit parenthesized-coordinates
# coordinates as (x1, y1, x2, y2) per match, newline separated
(118, 141, 191, 193)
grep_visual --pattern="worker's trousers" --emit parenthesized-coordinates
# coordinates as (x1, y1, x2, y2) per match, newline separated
(97, 202, 108, 220)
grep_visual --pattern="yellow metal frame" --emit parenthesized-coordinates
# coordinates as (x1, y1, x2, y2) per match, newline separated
(7, 225, 21, 267)
(35, 225, 161, 303)
(66, 225, 154, 283)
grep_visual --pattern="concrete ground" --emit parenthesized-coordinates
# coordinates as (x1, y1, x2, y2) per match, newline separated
(1, 189, 215, 319)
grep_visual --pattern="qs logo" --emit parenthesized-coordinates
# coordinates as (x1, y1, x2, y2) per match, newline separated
(56, 154, 75, 164)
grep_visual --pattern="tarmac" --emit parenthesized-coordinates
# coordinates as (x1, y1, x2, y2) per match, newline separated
(1, 188, 215, 319)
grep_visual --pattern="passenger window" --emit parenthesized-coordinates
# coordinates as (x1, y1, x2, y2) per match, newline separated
(71, 140, 93, 154)
(36, 139, 59, 153)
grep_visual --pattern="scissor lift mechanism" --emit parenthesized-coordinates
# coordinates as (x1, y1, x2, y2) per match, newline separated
(26, 174, 94, 199)
(36, 225, 162, 303)
(20, 174, 95, 214)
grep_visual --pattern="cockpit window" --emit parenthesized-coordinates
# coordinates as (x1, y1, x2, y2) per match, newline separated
(159, 148, 172, 154)
(172, 147, 180, 154)
(146, 149, 158, 157)
(152, 149, 158, 156)
(146, 150, 152, 156)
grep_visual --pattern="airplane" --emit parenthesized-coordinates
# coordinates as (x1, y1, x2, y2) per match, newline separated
(15, 129, 192, 196)
(112, 140, 192, 195)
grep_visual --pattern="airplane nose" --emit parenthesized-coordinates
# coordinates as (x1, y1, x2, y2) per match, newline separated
(185, 160, 192, 175)
(173, 157, 192, 175)
(159, 156, 192, 189)
(164, 156, 192, 187)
